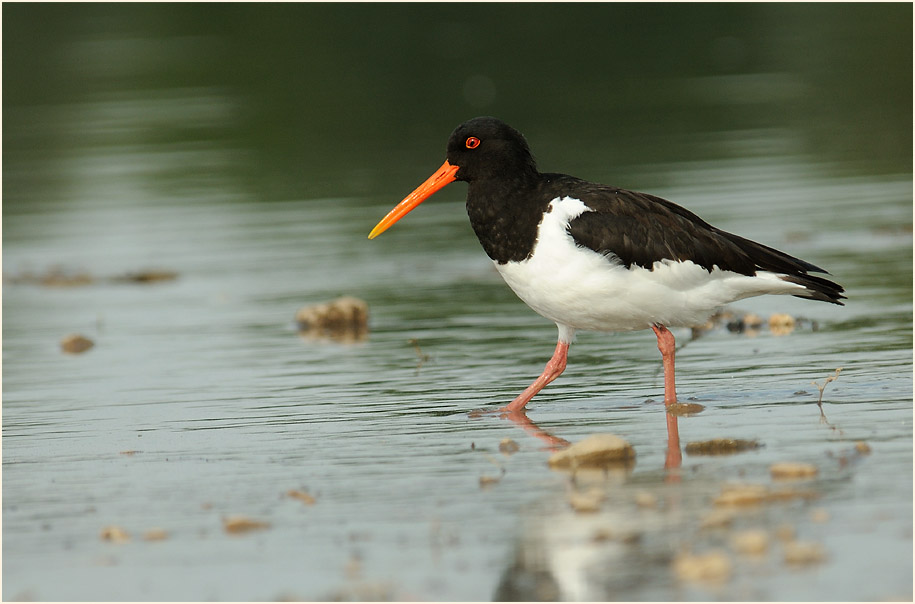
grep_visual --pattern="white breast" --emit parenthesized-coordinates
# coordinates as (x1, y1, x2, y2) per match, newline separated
(495, 196, 806, 333)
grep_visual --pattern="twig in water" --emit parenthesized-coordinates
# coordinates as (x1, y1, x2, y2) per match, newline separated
(811, 367, 842, 423)
(409, 338, 431, 373)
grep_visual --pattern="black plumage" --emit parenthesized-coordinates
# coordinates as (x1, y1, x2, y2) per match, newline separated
(369, 116, 847, 415)
(563, 180, 844, 304)
(452, 117, 844, 306)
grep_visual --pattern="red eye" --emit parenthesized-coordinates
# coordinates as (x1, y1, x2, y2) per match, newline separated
(465, 136, 481, 149)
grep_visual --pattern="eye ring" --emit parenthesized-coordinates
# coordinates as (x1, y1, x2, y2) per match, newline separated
(465, 136, 481, 149)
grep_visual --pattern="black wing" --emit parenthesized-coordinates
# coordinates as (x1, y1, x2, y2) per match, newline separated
(548, 176, 845, 305)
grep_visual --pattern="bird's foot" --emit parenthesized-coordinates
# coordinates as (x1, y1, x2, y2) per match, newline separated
(468, 406, 527, 419)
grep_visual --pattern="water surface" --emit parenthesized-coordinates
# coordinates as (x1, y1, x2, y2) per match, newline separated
(3, 4, 912, 601)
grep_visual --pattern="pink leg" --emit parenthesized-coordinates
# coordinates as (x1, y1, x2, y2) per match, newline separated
(651, 324, 678, 406)
(665, 411, 682, 473)
(500, 340, 570, 413)
(502, 410, 571, 451)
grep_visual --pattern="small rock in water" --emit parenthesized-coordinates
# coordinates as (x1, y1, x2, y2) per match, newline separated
(547, 434, 635, 470)
(100, 525, 130, 544)
(112, 269, 178, 284)
(854, 441, 872, 455)
(700, 508, 738, 529)
(666, 402, 705, 416)
(6, 267, 94, 287)
(731, 529, 769, 555)
(498, 438, 520, 456)
(479, 474, 501, 488)
(810, 507, 830, 523)
(775, 523, 796, 542)
(767, 487, 820, 503)
(714, 484, 769, 507)
(783, 541, 827, 565)
(727, 312, 763, 335)
(685, 438, 760, 456)
(768, 313, 796, 336)
(714, 483, 818, 507)
(770, 461, 818, 480)
(673, 550, 732, 583)
(634, 491, 658, 508)
(295, 296, 369, 342)
(591, 528, 614, 542)
(568, 488, 604, 513)
(61, 333, 94, 354)
(222, 515, 270, 534)
(742, 313, 764, 328)
(287, 489, 317, 505)
(143, 528, 169, 541)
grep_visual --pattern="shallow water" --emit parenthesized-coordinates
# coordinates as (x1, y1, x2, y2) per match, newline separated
(3, 4, 913, 601)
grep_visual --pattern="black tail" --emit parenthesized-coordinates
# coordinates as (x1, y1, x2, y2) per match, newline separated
(781, 272, 846, 305)
(716, 230, 845, 306)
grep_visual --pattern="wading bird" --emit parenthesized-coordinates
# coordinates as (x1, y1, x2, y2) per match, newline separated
(369, 117, 844, 413)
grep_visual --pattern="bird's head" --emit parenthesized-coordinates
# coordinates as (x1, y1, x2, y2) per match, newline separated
(368, 117, 537, 239)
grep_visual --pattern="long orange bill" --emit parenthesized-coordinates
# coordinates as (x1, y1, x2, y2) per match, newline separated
(368, 160, 459, 239)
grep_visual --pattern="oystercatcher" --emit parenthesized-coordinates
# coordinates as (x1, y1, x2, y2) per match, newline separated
(369, 117, 844, 413)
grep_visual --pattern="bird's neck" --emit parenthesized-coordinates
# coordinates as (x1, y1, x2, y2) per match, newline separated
(465, 174, 550, 265)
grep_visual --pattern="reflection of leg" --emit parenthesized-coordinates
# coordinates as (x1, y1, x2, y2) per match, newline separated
(665, 411, 682, 471)
(651, 324, 678, 405)
(501, 340, 570, 413)
(501, 410, 571, 451)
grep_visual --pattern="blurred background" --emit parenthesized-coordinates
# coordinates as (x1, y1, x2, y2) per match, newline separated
(4, 3, 910, 209)
(3, 4, 912, 601)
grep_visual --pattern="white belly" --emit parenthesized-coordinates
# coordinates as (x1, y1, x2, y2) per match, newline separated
(495, 196, 806, 333)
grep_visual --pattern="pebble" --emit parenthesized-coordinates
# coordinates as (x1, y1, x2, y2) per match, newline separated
(634, 491, 658, 508)
(547, 434, 635, 470)
(731, 529, 769, 555)
(100, 525, 130, 543)
(498, 438, 520, 455)
(222, 515, 270, 534)
(295, 296, 368, 342)
(7, 268, 93, 287)
(591, 528, 613, 542)
(714, 483, 818, 507)
(673, 550, 732, 583)
(775, 524, 797, 542)
(727, 312, 763, 335)
(287, 489, 316, 505)
(684, 438, 761, 456)
(61, 333, 94, 354)
(479, 474, 501, 488)
(700, 508, 738, 529)
(568, 489, 604, 513)
(810, 507, 830, 523)
(768, 313, 797, 336)
(766, 487, 819, 503)
(783, 541, 827, 565)
(855, 441, 872, 455)
(742, 313, 764, 328)
(113, 269, 178, 283)
(143, 528, 169, 541)
(770, 461, 818, 480)
(666, 402, 706, 416)
(714, 484, 769, 507)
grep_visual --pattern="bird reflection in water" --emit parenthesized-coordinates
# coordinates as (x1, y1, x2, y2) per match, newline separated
(486, 407, 685, 475)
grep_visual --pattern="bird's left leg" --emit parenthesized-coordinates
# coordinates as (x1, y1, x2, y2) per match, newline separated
(651, 324, 678, 406)
(500, 325, 575, 413)
(500, 339, 570, 413)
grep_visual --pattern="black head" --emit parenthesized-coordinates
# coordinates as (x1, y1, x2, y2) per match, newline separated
(445, 117, 538, 183)
(368, 117, 539, 239)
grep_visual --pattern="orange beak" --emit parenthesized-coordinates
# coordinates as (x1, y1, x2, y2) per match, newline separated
(368, 160, 460, 239)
